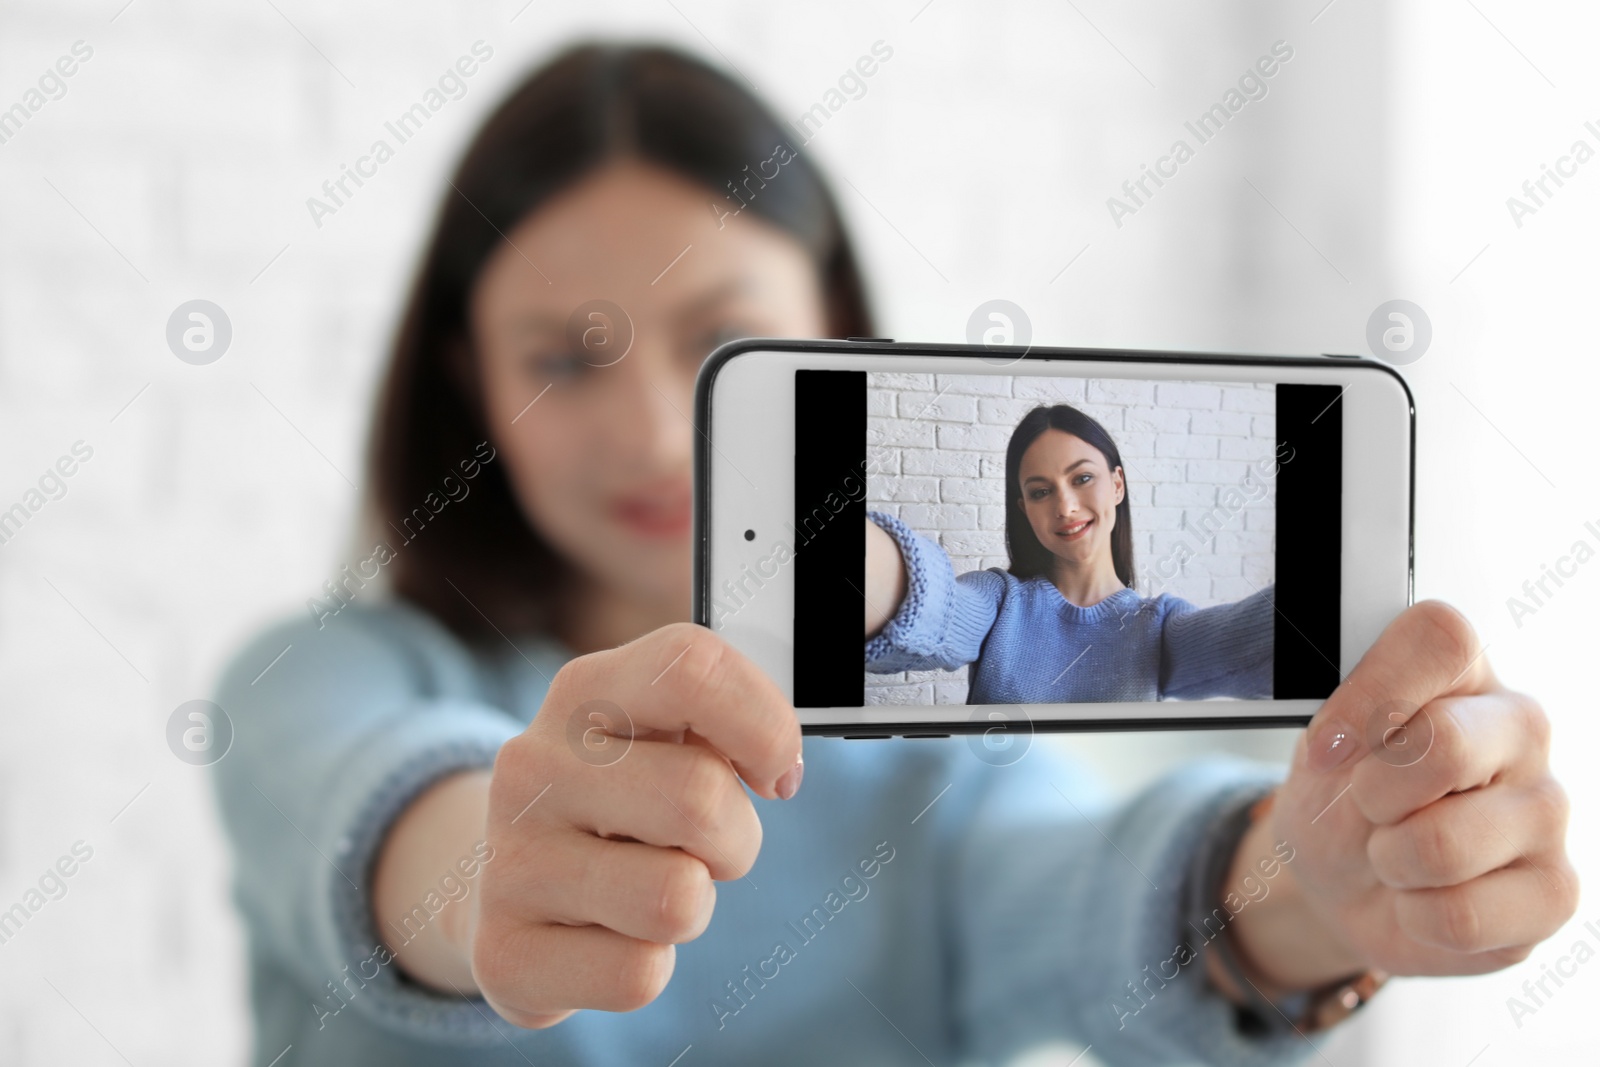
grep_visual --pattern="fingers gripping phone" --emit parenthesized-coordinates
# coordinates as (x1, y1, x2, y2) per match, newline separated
(692, 339, 1413, 736)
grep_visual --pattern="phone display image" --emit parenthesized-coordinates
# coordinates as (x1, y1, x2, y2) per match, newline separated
(863, 374, 1291, 706)
(790, 367, 1346, 713)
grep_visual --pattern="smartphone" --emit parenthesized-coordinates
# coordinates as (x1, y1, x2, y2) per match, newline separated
(693, 339, 1413, 736)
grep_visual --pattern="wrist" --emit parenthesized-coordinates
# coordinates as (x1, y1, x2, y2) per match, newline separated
(1220, 805, 1363, 994)
(373, 769, 492, 994)
(1201, 791, 1388, 1036)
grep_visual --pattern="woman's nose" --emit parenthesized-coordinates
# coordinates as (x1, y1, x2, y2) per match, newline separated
(596, 347, 693, 468)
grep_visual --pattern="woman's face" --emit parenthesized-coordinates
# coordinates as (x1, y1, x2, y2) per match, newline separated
(1017, 428, 1125, 570)
(469, 159, 829, 613)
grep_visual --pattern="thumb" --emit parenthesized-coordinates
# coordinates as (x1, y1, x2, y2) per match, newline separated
(1301, 601, 1485, 775)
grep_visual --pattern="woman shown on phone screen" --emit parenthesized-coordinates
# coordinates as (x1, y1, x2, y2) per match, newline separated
(864, 403, 1280, 703)
(213, 41, 1577, 1067)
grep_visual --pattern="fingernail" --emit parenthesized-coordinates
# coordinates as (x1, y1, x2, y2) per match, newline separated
(776, 755, 804, 800)
(1307, 723, 1358, 773)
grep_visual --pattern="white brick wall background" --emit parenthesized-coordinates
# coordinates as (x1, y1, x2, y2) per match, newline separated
(865, 374, 1276, 704)
(2, 0, 1598, 1064)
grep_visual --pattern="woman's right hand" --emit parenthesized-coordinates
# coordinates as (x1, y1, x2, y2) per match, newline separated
(470, 622, 804, 1029)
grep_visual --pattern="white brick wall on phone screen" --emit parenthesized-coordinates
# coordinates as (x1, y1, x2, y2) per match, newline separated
(865, 374, 1277, 705)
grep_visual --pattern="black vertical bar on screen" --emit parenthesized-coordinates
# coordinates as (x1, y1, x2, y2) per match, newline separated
(793, 370, 866, 708)
(1273, 383, 1343, 699)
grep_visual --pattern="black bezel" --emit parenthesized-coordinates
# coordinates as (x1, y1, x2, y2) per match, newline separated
(692, 338, 1416, 737)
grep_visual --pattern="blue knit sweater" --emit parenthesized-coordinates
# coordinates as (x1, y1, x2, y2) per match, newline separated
(211, 599, 1319, 1067)
(865, 511, 1275, 703)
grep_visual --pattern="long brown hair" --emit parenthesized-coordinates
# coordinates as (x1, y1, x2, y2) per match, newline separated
(367, 42, 875, 642)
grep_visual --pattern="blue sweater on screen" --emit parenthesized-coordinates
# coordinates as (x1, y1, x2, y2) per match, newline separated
(211, 598, 1318, 1067)
(865, 511, 1275, 703)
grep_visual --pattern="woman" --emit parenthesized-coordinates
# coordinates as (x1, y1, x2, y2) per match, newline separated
(212, 41, 1575, 1067)
(864, 403, 1275, 703)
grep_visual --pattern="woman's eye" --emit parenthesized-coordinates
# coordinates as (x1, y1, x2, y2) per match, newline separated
(1074, 473, 1093, 486)
(527, 352, 587, 383)
(694, 324, 749, 355)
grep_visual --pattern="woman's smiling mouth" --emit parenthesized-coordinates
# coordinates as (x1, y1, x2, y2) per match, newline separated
(1054, 517, 1093, 542)
(613, 482, 692, 538)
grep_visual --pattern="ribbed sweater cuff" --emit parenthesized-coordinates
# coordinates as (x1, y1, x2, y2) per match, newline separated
(1080, 760, 1316, 1066)
(864, 510, 978, 669)
(315, 702, 520, 1045)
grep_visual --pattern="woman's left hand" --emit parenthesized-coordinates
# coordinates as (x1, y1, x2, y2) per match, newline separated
(1219, 599, 1578, 998)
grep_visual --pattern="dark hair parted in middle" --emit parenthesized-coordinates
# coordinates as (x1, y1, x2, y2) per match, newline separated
(1003, 404, 1136, 589)
(366, 42, 876, 643)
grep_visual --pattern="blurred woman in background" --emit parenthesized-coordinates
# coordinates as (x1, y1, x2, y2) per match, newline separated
(213, 41, 1575, 1067)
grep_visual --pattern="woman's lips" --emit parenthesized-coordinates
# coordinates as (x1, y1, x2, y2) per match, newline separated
(1054, 517, 1093, 542)
(613, 491, 692, 538)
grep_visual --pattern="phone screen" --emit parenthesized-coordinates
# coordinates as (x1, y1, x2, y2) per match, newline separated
(776, 369, 1342, 710)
